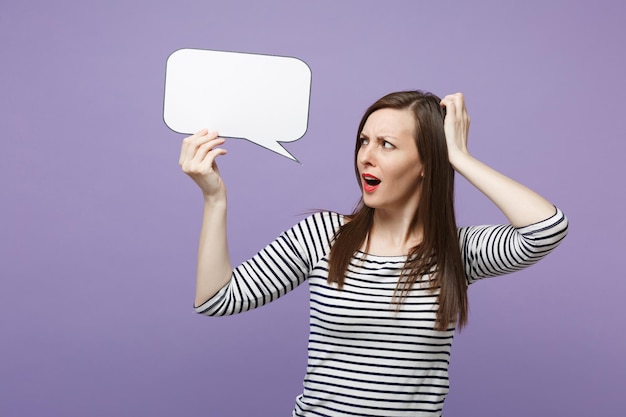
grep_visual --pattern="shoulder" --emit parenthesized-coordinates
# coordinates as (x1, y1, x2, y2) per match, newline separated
(457, 207, 568, 240)
(280, 211, 346, 263)
(456, 206, 568, 258)
(302, 210, 347, 230)
(284, 211, 346, 243)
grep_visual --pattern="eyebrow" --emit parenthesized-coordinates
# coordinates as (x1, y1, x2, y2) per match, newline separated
(359, 133, 398, 141)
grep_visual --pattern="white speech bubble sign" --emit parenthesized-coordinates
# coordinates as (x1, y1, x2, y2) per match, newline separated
(163, 48, 312, 161)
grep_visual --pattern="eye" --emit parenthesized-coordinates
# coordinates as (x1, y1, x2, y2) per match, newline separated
(382, 140, 395, 149)
(359, 136, 369, 146)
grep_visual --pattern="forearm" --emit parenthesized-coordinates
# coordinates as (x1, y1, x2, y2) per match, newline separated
(194, 199, 233, 307)
(440, 93, 557, 227)
(451, 153, 556, 227)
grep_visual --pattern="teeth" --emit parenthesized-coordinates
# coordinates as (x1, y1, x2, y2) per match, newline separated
(362, 174, 380, 186)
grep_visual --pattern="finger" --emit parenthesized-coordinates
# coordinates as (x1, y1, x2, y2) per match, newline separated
(207, 147, 228, 167)
(441, 93, 467, 123)
(453, 92, 465, 111)
(454, 94, 464, 118)
(179, 129, 209, 166)
(442, 98, 456, 120)
(182, 146, 227, 176)
(196, 147, 228, 175)
(192, 137, 226, 164)
(440, 95, 456, 109)
(446, 93, 465, 112)
(184, 130, 219, 165)
(454, 93, 469, 123)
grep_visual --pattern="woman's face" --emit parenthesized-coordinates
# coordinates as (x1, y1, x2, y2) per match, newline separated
(357, 108, 424, 212)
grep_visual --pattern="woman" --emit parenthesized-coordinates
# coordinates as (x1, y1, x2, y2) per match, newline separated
(178, 91, 568, 416)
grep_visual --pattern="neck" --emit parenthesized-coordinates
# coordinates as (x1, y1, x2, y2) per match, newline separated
(365, 202, 423, 256)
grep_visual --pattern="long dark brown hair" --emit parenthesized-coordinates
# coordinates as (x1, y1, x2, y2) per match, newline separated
(327, 90, 468, 331)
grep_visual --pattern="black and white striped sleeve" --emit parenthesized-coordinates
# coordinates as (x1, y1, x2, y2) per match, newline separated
(194, 211, 341, 316)
(458, 207, 568, 284)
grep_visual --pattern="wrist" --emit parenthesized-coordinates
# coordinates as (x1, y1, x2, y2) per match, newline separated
(202, 193, 227, 208)
(448, 149, 473, 170)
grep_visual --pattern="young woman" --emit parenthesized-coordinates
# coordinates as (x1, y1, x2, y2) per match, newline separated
(178, 91, 568, 416)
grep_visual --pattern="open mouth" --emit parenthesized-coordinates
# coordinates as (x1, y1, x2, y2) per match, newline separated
(362, 174, 381, 192)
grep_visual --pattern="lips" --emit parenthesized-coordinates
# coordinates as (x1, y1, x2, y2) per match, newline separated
(361, 173, 381, 193)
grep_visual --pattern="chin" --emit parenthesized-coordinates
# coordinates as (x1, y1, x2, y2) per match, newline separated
(362, 195, 382, 209)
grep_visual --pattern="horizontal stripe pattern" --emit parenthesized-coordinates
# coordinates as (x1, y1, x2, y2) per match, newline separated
(195, 208, 568, 416)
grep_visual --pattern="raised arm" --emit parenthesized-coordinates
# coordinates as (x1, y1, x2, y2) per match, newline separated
(440, 93, 557, 227)
(179, 129, 232, 307)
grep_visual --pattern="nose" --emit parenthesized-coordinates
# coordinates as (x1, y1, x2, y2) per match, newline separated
(359, 142, 375, 167)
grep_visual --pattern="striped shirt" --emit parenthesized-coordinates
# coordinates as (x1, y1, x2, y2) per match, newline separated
(195, 208, 568, 416)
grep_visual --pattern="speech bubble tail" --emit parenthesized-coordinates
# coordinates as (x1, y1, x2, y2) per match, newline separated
(260, 140, 300, 163)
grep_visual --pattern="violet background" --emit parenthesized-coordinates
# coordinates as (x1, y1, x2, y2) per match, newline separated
(2, 1, 624, 416)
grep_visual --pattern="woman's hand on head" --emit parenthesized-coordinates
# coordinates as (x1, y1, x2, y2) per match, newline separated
(179, 129, 228, 204)
(440, 93, 471, 167)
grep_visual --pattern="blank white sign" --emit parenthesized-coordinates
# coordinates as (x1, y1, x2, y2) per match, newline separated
(163, 48, 312, 161)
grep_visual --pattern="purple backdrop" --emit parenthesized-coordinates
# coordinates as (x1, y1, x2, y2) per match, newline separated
(2, 1, 624, 416)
